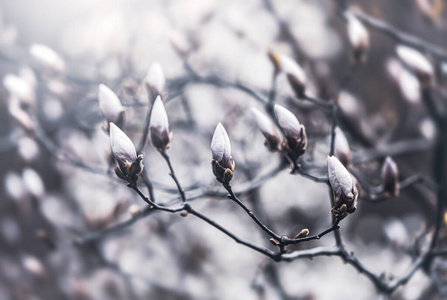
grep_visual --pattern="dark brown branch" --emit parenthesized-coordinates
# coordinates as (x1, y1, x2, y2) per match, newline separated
(280, 217, 341, 246)
(183, 203, 277, 260)
(354, 11, 447, 60)
(352, 138, 433, 164)
(223, 184, 281, 241)
(161, 150, 187, 202)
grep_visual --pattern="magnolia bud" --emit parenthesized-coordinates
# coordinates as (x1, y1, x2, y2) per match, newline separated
(29, 44, 65, 74)
(396, 45, 433, 87)
(128, 204, 141, 217)
(386, 58, 420, 104)
(327, 156, 358, 217)
(250, 107, 282, 151)
(416, 0, 442, 22)
(149, 96, 172, 151)
(109, 122, 143, 185)
(211, 122, 235, 184)
(381, 156, 399, 197)
(270, 52, 307, 98)
(9, 99, 34, 131)
(294, 228, 309, 239)
(3, 74, 35, 104)
(346, 14, 369, 64)
(145, 62, 165, 101)
(274, 104, 306, 162)
(334, 127, 351, 167)
(170, 31, 190, 58)
(98, 84, 125, 128)
(22, 168, 45, 198)
(22, 255, 46, 278)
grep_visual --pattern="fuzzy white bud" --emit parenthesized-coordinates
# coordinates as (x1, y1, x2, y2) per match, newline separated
(274, 104, 301, 140)
(145, 62, 165, 100)
(211, 122, 233, 170)
(270, 52, 307, 98)
(251, 107, 282, 151)
(109, 122, 137, 173)
(149, 96, 171, 151)
(327, 155, 358, 216)
(98, 84, 125, 126)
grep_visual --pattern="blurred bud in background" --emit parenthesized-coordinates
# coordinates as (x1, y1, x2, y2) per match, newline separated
(144, 62, 165, 102)
(396, 45, 433, 87)
(3, 73, 35, 105)
(346, 13, 369, 64)
(98, 84, 125, 129)
(29, 44, 65, 75)
(251, 107, 282, 151)
(269, 52, 307, 98)
(381, 156, 400, 197)
(169, 30, 191, 59)
(386, 58, 421, 104)
(334, 127, 352, 167)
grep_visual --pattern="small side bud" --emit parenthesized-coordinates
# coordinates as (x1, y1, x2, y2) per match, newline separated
(334, 127, 352, 167)
(145, 62, 165, 101)
(381, 156, 400, 197)
(109, 123, 143, 185)
(149, 96, 172, 152)
(274, 104, 307, 163)
(396, 45, 433, 87)
(294, 229, 309, 239)
(269, 238, 280, 246)
(211, 123, 235, 184)
(327, 156, 358, 218)
(346, 14, 369, 64)
(251, 107, 282, 151)
(98, 84, 125, 128)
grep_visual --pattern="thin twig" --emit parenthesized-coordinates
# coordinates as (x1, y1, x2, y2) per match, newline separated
(354, 11, 447, 60)
(223, 184, 281, 241)
(161, 150, 187, 202)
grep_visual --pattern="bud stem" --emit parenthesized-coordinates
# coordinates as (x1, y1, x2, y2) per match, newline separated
(161, 150, 186, 202)
(223, 183, 281, 241)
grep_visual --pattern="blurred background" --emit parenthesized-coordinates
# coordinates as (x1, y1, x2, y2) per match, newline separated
(0, 0, 447, 299)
